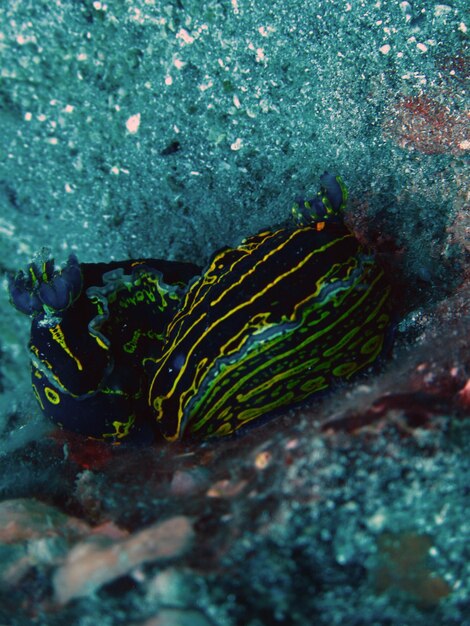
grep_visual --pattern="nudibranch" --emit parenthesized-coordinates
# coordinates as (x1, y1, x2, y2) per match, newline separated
(146, 172, 392, 440)
(9, 173, 392, 443)
(9, 254, 200, 442)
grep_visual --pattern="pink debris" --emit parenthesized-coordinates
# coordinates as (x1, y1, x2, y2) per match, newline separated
(457, 379, 470, 411)
(140, 607, 213, 626)
(0, 498, 89, 544)
(53, 516, 194, 604)
(206, 478, 248, 498)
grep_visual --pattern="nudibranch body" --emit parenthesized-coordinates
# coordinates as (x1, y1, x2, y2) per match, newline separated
(9, 173, 392, 443)
(145, 173, 392, 440)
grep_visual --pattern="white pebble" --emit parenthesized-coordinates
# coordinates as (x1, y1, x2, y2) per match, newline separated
(126, 113, 141, 134)
(434, 5, 452, 17)
(230, 137, 243, 151)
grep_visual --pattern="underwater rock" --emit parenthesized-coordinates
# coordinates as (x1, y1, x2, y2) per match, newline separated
(370, 531, 452, 607)
(0, 497, 88, 544)
(0, 498, 89, 591)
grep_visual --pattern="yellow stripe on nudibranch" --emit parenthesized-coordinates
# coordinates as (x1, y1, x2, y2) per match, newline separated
(49, 324, 83, 371)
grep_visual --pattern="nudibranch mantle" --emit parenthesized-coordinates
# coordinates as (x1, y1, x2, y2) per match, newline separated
(145, 173, 392, 441)
(9, 173, 392, 443)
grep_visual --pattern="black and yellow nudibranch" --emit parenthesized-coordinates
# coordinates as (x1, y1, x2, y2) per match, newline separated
(9, 173, 392, 443)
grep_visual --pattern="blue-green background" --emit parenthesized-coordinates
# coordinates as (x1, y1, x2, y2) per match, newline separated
(0, 1, 468, 624)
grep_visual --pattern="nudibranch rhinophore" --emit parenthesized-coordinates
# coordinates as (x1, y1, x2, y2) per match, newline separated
(9, 173, 392, 443)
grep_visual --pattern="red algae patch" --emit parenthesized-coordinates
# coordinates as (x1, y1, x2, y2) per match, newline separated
(383, 94, 469, 155)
